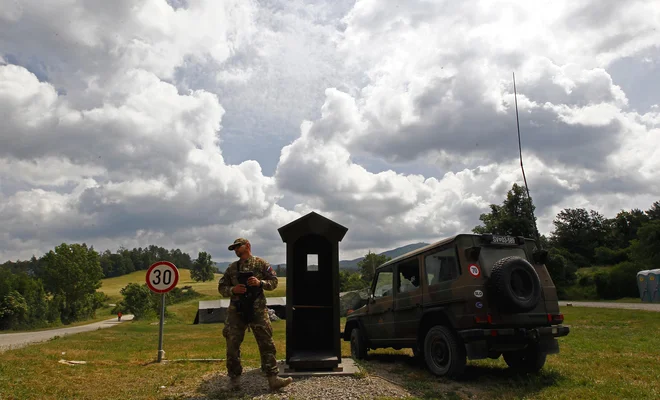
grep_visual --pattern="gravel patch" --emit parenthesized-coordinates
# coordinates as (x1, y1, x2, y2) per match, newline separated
(169, 366, 414, 400)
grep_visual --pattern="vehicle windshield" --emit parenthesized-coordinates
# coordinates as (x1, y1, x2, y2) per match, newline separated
(479, 246, 528, 275)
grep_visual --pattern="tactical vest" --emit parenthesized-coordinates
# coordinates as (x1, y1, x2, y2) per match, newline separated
(228, 257, 267, 323)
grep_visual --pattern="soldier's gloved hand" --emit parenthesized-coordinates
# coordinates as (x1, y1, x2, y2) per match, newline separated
(247, 276, 261, 287)
(232, 284, 247, 294)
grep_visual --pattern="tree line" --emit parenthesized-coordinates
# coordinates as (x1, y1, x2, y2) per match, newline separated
(338, 183, 659, 301)
(0, 243, 106, 330)
(2, 245, 200, 279)
(0, 244, 217, 330)
(3, 184, 657, 329)
(472, 183, 660, 300)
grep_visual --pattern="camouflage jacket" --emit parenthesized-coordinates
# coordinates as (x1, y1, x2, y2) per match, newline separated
(217, 255, 278, 310)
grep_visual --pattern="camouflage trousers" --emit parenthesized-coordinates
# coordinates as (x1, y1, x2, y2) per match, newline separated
(223, 307, 278, 377)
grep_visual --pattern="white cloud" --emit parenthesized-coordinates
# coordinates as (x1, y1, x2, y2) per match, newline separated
(0, 0, 260, 109)
(319, 0, 660, 172)
(0, 65, 226, 180)
(0, 157, 105, 187)
(273, 0, 660, 256)
(0, 63, 282, 260)
(1, 0, 659, 264)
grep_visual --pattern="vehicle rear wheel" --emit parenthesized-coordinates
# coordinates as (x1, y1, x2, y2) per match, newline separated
(350, 328, 367, 360)
(423, 326, 466, 378)
(503, 343, 546, 372)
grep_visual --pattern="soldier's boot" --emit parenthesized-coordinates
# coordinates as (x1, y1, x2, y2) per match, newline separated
(228, 376, 241, 390)
(267, 375, 292, 391)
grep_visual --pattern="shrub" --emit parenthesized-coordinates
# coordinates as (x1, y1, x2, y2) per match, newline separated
(593, 261, 643, 300)
(164, 287, 201, 305)
(112, 283, 156, 320)
(594, 246, 629, 265)
(545, 248, 578, 298)
(578, 274, 594, 287)
(339, 270, 368, 292)
(0, 291, 28, 329)
(112, 283, 201, 320)
(562, 284, 599, 300)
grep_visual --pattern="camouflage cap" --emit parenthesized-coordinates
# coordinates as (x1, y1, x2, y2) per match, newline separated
(228, 237, 249, 250)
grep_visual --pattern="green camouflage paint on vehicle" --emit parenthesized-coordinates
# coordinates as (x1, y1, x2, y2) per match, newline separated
(343, 233, 570, 378)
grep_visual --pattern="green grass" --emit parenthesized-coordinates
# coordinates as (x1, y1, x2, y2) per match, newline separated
(100, 270, 222, 303)
(100, 270, 286, 303)
(360, 307, 660, 400)
(2, 301, 659, 399)
(576, 265, 614, 275)
(0, 299, 289, 400)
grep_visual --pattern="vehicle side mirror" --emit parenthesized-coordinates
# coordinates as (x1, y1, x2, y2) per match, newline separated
(533, 249, 548, 264)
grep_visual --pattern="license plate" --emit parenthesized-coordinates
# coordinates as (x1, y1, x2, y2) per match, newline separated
(492, 235, 516, 244)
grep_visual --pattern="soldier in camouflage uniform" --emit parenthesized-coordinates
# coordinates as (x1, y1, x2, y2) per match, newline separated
(218, 238, 293, 391)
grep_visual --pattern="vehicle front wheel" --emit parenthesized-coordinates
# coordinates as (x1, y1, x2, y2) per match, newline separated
(503, 343, 547, 373)
(350, 328, 367, 360)
(423, 326, 466, 378)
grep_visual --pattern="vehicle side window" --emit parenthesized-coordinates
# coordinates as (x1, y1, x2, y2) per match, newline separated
(397, 259, 421, 294)
(373, 269, 394, 298)
(425, 247, 460, 285)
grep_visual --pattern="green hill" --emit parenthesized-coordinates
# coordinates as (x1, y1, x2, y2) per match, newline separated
(99, 269, 286, 302)
(99, 269, 223, 302)
(213, 261, 233, 272)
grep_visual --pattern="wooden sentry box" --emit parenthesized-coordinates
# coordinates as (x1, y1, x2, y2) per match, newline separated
(277, 211, 348, 370)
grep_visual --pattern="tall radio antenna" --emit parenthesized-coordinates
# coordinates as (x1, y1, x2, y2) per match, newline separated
(513, 72, 541, 248)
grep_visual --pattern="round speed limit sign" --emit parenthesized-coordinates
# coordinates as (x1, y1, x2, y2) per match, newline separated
(146, 261, 179, 293)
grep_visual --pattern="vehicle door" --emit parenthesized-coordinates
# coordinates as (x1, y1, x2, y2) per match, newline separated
(423, 245, 462, 307)
(394, 257, 424, 343)
(362, 266, 396, 344)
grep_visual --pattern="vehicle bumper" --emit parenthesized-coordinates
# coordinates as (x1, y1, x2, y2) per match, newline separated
(458, 325, 570, 359)
(458, 325, 570, 342)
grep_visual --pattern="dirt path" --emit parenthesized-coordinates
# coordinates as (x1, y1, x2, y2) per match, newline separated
(0, 315, 134, 353)
(559, 301, 660, 312)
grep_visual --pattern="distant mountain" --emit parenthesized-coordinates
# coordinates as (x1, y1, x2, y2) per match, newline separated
(214, 242, 430, 273)
(338, 242, 431, 270)
(213, 261, 233, 273)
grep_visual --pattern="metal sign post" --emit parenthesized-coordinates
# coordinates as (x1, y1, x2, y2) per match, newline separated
(146, 261, 179, 363)
(158, 292, 165, 362)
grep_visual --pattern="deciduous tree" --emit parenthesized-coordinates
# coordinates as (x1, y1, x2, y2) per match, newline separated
(549, 208, 609, 266)
(191, 251, 215, 282)
(357, 251, 391, 284)
(472, 183, 539, 240)
(40, 243, 104, 323)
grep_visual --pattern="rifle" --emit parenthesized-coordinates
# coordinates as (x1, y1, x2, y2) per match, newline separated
(235, 271, 263, 323)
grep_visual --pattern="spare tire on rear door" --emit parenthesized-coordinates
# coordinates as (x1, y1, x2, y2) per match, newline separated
(488, 256, 541, 313)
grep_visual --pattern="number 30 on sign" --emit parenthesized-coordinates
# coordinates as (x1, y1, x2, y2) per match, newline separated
(146, 261, 179, 293)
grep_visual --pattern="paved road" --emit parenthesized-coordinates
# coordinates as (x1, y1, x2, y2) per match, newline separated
(0, 315, 134, 353)
(559, 301, 660, 312)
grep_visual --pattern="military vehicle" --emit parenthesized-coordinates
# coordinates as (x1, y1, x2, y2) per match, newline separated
(342, 233, 570, 378)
